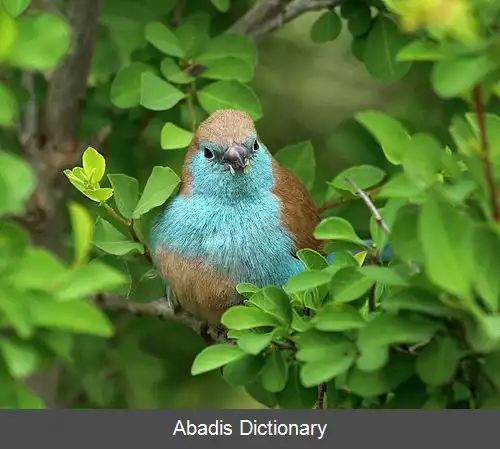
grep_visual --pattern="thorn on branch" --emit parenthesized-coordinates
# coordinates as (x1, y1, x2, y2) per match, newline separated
(344, 176, 391, 234)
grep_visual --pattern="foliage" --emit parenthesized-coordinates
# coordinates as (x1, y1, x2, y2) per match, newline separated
(2, 0, 500, 409)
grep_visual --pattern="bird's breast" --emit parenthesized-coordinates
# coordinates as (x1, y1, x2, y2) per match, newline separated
(150, 193, 304, 287)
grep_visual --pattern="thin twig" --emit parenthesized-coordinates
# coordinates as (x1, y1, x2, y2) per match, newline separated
(344, 176, 391, 234)
(368, 248, 377, 312)
(472, 85, 500, 221)
(315, 383, 326, 409)
(317, 185, 382, 214)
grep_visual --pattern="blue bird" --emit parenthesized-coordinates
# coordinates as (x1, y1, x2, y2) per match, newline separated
(150, 109, 391, 325)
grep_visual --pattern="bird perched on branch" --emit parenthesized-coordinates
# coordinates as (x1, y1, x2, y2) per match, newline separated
(149, 109, 322, 325)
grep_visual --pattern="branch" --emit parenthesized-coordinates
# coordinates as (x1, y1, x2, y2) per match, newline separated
(317, 185, 383, 214)
(230, 0, 345, 40)
(43, 0, 101, 162)
(96, 294, 229, 343)
(472, 85, 500, 221)
(344, 176, 391, 234)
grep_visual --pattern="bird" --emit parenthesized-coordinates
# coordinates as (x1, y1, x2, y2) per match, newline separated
(149, 109, 323, 326)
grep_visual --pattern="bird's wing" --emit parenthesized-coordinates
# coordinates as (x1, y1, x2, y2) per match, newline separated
(271, 159, 324, 254)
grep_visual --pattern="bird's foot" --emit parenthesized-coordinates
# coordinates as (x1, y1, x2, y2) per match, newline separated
(200, 324, 230, 345)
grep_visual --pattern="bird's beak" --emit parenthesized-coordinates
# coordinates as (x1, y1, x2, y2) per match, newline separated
(222, 144, 250, 174)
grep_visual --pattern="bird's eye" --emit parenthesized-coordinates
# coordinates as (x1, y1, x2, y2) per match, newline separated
(204, 148, 214, 160)
(253, 140, 259, 151)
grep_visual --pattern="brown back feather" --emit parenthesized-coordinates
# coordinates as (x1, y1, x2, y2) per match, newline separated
(271, 158, 324, 254)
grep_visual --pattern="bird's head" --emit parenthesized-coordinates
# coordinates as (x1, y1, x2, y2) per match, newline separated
(182, 109, 274, 198)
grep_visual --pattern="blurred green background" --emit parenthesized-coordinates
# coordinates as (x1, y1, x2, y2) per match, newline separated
(0, 0, 461, 409)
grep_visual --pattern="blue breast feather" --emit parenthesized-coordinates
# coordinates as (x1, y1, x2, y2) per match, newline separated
(150, 145, 305, 287)
(150, 144, 393, 289)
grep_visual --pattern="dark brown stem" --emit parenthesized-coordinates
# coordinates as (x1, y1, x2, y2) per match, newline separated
(315, 383, 326, 409)
(472, 85, 500, 221)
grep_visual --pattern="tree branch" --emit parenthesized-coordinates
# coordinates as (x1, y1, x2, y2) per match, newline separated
(472, 85, 500, 221)
(230, 0, 345, 40)
(96, 294, 229, 343)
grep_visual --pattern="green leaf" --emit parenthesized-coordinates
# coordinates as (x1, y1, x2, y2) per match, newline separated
(81, 188, 114, 203)
(357, 345, 389, 372)
(7, 12, 70, 70)
(0, 151, 35, 216)
(245, 381, 277, 408)
(415, 337, 460, 386)
(229, 330, 273, 355)
(276, 364, 317, 409)
(259, 286, 293, 324)
(274, 141, 315, 190)
(383, 289, 453, 318)
(191, 343, 246, 375)
(261, 351, 288, 393)
(222, 354, 264, 386)
(331, 165, 386, 193)
(300, 355, 356, 387)
(390, 205, 425, 264)
(310, 10, 342, 43)
(313, 217, 366, 245)
(473, 226, 500, 312)
(236, 282, 259, 299)
(140, 72, 184, 111)
(201, 57, 254, 83)
(110, 63, 155, 109)
(161, 122, 193, 150)
(285, 270, 332, 294)
(82, 147, 106, 184)
(397, 39, 445, 62)
(211, 0, 230, 12)
(92, 217, 144, 256)
(347, 4, 372, 36)
(348, 354, 414, 398)
(160, 57, 194, 84)
(55, 261, 127, 301)
(313, 303, 366, 331)
(355, 110, 410, 165)
(431, 54, 499, 98)
(107, 174, 139, 219)
(294, 330, 353, 362)
(174, 12, 210, 59)
(197, 80, 262, 120)
(144, 21, 184, 58)
(32, 295, 113, 337)
(198, 34, 257, 68)
(419, 196, 473, 297)
(402, 133, 443, 187)
(126, 261, 165, 303)
(0, 82, 17, 126)
(465, 113, 500, 167)
(377, 172, 423, 199)
(297, 249, 328, 270)
(358, 313, 441, 350)
(0, 285, 33, 338)
(330, 266, 374, 302)
(483, 351, 500, 391)
(363, 15, 411, 83)
(0, 339, 41, 378)
(358, 266, 409, 287)
(132, 166, 180, 218)
(12, 248, 66, 291)
(68, 202, 93, 266)
(221, 306, 279, 330)
(2, 0, 31, 17)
